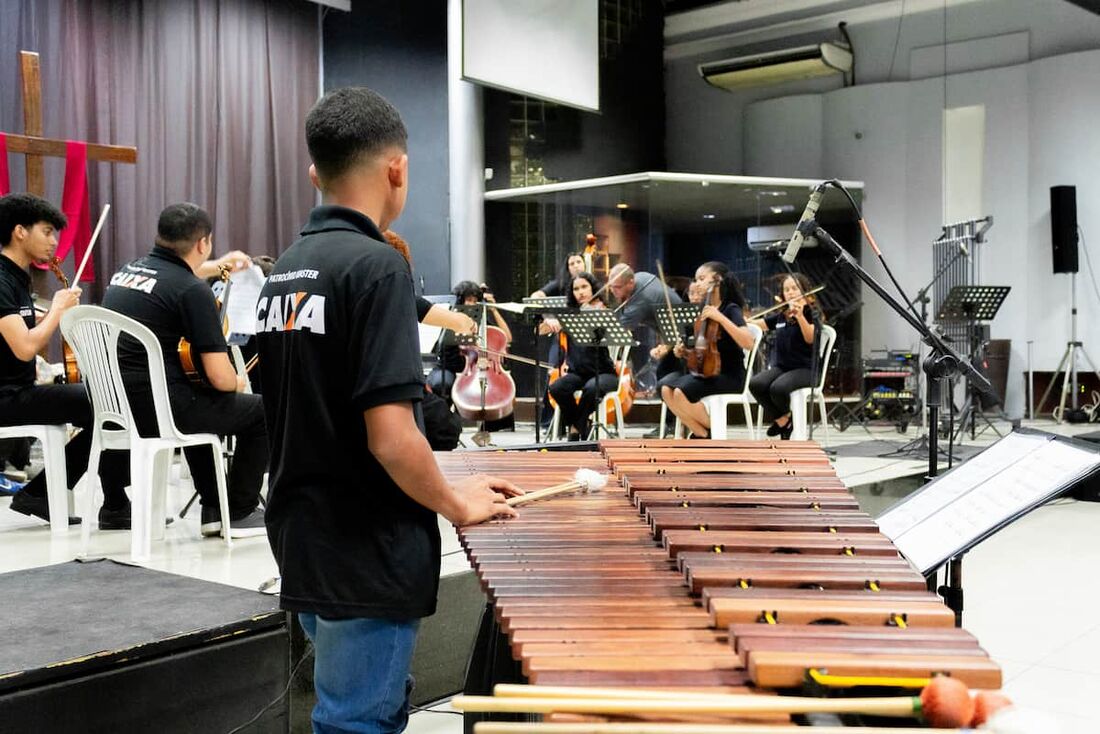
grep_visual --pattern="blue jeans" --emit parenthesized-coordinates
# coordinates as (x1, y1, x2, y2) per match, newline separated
(298, 613, 420, 734)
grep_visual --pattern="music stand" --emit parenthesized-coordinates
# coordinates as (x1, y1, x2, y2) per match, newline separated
(554, 309, 635, 440)
(653, 303, 702, 347)
(937, 285, 1010, 442)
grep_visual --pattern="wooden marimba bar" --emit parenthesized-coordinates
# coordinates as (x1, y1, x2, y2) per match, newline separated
(449, 439, 1001, 727)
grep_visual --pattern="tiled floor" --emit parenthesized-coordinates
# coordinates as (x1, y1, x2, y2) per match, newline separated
(1, 416, 1097, 732)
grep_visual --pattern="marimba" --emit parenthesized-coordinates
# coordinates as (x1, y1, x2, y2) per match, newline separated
(446, 439, 1001, 728)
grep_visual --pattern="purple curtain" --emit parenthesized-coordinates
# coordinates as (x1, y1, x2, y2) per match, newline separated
(0, 0, 319, 298)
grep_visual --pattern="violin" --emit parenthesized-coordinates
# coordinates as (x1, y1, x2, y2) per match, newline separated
(179, 264, 233, 385)
(685, 282, 722, 378)
(47, 258, 81, 384)
(452, 305, 516, 422)
(750, 284, 826, 321)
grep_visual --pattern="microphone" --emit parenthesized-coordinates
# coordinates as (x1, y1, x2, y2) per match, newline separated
(782, 183, 827, 263)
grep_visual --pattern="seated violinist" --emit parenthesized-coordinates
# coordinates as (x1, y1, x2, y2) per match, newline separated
(542, 272, 617, 441)
(0, 193, 130, 527)
(103, 203, 268, 538)
(661, 262, 756, 439)
(427, 280, 511, 402)
(748, 272, 820, 440)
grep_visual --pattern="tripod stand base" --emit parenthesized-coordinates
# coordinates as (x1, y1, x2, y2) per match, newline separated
(878, 432, 949, 459)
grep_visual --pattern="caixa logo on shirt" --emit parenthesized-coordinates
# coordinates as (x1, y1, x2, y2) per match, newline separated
(255, 292, 326, 334)
(109, 271, 158, 294)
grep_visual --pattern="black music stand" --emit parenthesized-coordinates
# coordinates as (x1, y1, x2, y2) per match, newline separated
(937, 285, 1010, 442)
(653, 303, 702, 347)
(555, 309, 635, 440)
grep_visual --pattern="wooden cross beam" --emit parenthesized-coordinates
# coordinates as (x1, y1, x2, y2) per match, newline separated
(6, 51, 138, 197)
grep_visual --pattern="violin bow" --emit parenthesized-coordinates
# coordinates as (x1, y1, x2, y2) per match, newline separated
(72, 204, 111, 284)
(655, 260, 678, 345)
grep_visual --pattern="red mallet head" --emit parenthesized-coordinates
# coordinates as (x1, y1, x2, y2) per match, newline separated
(971, 690, 1014, 727)
(920, 676, 975, 728)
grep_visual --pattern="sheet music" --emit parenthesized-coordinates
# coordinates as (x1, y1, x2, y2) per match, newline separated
(225, 265, 266, 337)
(878, 432, 1100, 572)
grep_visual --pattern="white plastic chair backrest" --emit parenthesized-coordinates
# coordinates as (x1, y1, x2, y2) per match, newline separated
(815, 325, 838, 391)
(61, 305, 181, 441)
(743, 323, 763, 375)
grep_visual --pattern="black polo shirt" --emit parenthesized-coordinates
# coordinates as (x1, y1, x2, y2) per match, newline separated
(765, 307, 814, 371)
(0, 254, 36, 394)
(256, 205, 432, 620)
(102, 246, 228, 385)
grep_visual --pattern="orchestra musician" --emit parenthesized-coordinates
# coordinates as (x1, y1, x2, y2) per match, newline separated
(255, 86, 520, 733)
(648, 277, 705, 399)
(529, 252, 585, 300)
(383, 229, 464, 451)
(661, 261, 756, 439)
(0, 193, 129, 527)
(748, 272, 821, 440)
(543, 272, 617, 441)
(102, 203, 268, 537)
(427, 280, 512, 403)
(530, 251, 587, 428)
(606, 262, 682, 373)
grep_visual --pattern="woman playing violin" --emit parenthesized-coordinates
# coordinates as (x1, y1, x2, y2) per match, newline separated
(662, 262, 756, 439)
(748, 272, 820, 440)
(542, 272, 616, 441)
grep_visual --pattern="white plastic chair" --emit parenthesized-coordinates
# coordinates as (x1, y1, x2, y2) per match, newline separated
(672, 324, 763, 439)
(789, 324, 838, 442)
(547, 346, 631, 440)
(700, 323, 764, 439)
(0, 424, 70, 534)
(60, 306, 233, 561)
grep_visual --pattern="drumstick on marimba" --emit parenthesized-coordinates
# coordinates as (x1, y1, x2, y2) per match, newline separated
(507, 468, 608, 507)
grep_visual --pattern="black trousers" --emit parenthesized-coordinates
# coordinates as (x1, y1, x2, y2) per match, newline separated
(128, 381, 268, 518)
(549, 372, 618, 433)
(0, 384, 129, 507)
(749, 367, 814, 421)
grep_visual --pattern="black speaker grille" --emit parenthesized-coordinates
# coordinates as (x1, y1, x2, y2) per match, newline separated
(1051, 185, 1079, 274)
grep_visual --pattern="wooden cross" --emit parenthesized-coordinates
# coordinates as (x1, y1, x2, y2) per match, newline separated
(4, 50, 138, 293)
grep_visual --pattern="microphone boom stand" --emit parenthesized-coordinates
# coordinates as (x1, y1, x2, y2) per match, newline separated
(808, 220, 996, 626)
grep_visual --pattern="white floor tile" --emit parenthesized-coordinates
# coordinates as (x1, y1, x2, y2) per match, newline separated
(1039, 624, 1100, 674)
(1003, 665, 1100, 719)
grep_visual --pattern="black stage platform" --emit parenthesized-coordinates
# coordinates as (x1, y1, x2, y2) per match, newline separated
(0, 559, 290, 733)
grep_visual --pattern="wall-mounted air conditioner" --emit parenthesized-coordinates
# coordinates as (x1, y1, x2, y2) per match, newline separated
(699, 42, 852, 92)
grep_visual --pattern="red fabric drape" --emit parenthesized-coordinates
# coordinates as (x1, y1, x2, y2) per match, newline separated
(0, 133, 10, 196)
(30, 142, 94, 282)
(58, 141, 93, 282)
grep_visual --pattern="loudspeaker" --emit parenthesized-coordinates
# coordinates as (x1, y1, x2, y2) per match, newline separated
(1050, 185, 1079, 274)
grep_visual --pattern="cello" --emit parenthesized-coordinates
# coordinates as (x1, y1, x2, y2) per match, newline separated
(452, 304, 516, 422)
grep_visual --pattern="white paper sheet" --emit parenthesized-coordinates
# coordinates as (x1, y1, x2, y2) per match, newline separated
(223, 265, 266, 337)
(878, 432, 1100, 572)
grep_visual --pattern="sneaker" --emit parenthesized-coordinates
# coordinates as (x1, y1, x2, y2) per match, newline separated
(97, 504, 175, 531)
(200, 506, 223, 537)
(201, 506, 267, 539)
(0, 476, 24, 496)
(10, 491, 80, 525)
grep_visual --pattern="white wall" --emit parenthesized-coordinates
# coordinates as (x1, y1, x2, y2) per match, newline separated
(666, 0, 1100, 174)
(666, 0, 1100, 416)
(740, 50, 1100, 417)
